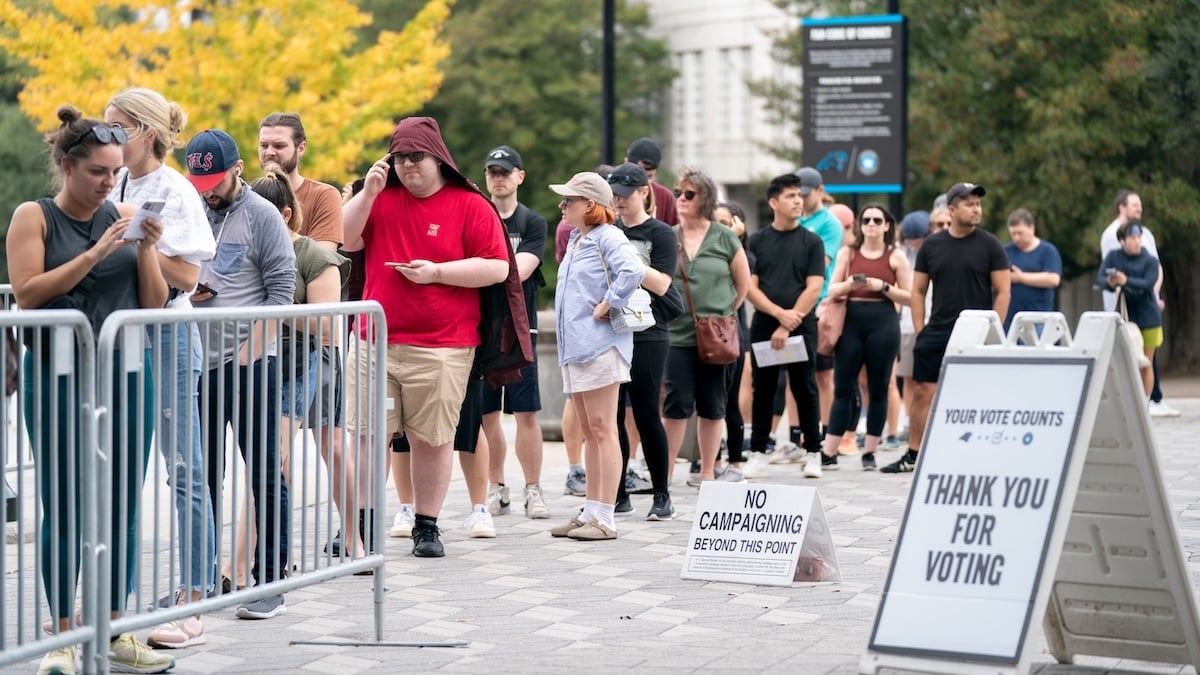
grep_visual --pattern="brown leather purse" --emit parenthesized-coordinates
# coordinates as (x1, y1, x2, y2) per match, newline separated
(679, 244, 739, 365)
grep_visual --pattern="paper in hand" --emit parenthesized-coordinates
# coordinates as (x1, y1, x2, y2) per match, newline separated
(123, 200, 165, 241)
(752, 336, 809, 367)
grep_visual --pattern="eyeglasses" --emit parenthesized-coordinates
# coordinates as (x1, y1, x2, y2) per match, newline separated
(391, 151, 427, 165)
(559, 197, 588, 208)
(861, 216, 886, 225)
(65, 124, 128, 154)
(673, 188, 697, 201)
(607, 174, 644, 187)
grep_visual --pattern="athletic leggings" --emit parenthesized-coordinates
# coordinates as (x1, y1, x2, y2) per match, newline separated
(722, 350, 748, 463)
(617, 339, 670, 497)
(828, 301, 899, 437)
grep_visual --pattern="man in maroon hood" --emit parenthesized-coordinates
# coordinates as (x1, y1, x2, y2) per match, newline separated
(343, 116, 510, 557)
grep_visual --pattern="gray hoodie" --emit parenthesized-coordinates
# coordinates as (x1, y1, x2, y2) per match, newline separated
(193, 181, 296, 368)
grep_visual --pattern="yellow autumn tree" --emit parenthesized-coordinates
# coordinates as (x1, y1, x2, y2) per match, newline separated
(0, 0, 453, 182)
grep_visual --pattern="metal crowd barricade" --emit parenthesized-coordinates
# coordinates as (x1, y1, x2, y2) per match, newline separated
(0, 310, 103, 671)
(91, 301, 389, 672)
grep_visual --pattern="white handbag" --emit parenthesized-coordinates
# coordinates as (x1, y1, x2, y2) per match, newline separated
(1116, 288, 1151, 368)
(597, 246, 654, 334)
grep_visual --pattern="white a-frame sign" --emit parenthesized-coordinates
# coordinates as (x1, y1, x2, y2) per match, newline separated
(862, 311, 1200, 674)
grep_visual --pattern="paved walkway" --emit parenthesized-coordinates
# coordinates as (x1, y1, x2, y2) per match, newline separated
(135, 401, 1200, 673)
(7, 397, 1199, 674)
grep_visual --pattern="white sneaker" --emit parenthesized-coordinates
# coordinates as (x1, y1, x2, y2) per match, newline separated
(486, 483, 511, 515)
(524, 484, 551, 519)
(390, 504, 415, 538)
(803, 453, 823, 479)
(743, 452, 771, 479)
(147, 615, 206, 648)
(718, 466, 745, 482)
(38, 645, 77, 675)
(463, 506, 496, 538)
(769, 443, 805, 464)
(1149, 400, 1182, 418)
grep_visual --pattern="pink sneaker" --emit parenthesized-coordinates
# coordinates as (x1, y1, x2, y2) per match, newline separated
(147, 615, 206, 648)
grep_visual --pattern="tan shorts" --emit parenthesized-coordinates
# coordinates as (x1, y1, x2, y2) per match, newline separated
(896, 331, 917, 378)
(562, 347, 630, 394)
(345, 332, 475, 446)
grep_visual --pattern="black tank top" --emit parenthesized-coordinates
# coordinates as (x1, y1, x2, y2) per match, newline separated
(38, 198, 141, 336)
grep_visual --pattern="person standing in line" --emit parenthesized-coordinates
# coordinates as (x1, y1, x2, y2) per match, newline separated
(882, 182, 1009, 474)
(1099, 189, 1178, 417)
(478, 146, 551, 520)
(9, 105, 175, 675)
(187, 129, 296, 619)
(816, 203, 911, 475)
(713, 200, 753, 482)
(103, 87, 218, 649)
(549, 172, 644, 541)
(894, 209, 937, 446)
(342, 117, 510, 557)
(1003, 208, 1062, 332)
(745, 173, 825, 470)
(624, 138, 678, 225)
(606, 162, 678, 520)
(1099, 222, 1161, 399)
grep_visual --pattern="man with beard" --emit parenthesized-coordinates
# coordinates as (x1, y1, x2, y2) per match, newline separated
(186, 129, 296, 618)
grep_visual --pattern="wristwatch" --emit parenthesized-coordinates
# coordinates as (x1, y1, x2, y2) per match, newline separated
(881, 282, 891, 294)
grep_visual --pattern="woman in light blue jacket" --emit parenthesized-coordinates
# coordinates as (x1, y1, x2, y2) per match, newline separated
(551, 172, 645, 541)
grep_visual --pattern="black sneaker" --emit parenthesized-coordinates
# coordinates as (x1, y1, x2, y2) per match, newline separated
(821, 452, 838, 467)
(236, 594, 286, 620)
(324, 529, 343, 556)
(881, 450, 918, 474)
(614, 495, 633, 514)
(411, 521, 445, 558)
(861, 453, 877, 471)
(646, 493, 675, 521)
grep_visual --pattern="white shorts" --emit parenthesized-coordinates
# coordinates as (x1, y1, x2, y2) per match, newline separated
(562, 347, 630, 394)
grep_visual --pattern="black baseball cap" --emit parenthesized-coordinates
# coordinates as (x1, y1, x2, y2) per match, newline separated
(485, 145, 522, 171)
(606, 162, 649, 197)
(625, 137, 661, 170)
(946, 182, 986, 204)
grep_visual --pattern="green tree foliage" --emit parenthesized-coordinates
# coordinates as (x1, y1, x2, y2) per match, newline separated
(0, 102, 48, 282)
(360, 0, 674, 307)
(764, 0, 1200, 369)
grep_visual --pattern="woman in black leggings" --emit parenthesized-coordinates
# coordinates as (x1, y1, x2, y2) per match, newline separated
(607, 163, 679, 521)
(713, 201, 751, 481)
(819, 204, 912, 471)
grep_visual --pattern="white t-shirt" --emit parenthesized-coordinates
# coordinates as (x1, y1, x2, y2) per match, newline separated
(1099, 218, 1158, 312)
(109, 165, 217, 306)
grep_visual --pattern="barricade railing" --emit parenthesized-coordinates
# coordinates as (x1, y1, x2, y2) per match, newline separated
(92, 302, 388, 672)
(0, 309, 103, 671)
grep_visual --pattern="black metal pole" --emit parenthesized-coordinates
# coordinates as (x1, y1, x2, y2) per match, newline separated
(602, 0, 616, 165)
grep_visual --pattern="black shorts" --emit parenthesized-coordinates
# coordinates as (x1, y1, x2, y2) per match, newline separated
(303, 346, 343, 429)
(815, 352, 834, 372)
(663, 346, 735, 420)
(911, 325, 954, 384)
(391, 378, 485, 453)
(481, 336, 541, 414)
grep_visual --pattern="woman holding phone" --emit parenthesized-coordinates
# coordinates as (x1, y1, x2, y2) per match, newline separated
(817, 203, 911, 473)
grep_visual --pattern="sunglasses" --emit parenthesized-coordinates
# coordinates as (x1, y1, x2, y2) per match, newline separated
(607, 174, 645, 187)
(861, 216, 887, 225)
(673, 188, 697, 201)
(391, 151, 427, 165)
(559, 197, 588, 208)
(65, 124, 128, 154)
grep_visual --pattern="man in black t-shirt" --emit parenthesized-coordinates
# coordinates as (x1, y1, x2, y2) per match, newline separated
(746, 173, 826, 474)
(478, 146, 552, 518)
(882, 182, 1010, 474)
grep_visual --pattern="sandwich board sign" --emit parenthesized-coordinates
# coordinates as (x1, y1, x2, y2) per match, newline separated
(861, 311, 1200, 674)
(681, 482, 840, 586)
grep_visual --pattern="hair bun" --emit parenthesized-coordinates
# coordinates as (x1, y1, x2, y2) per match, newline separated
(56, 104, 82, 127)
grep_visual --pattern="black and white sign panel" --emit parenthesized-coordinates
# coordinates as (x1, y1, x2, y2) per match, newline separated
(870, 358, 1093, 662)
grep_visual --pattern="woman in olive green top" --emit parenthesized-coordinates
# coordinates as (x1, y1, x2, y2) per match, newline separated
(662, 168, 751, 485)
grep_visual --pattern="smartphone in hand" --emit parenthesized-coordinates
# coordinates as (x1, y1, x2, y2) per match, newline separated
(123, 200, 165, 241)
(194, 282, 218, 298)
(852, 273, 867, 282)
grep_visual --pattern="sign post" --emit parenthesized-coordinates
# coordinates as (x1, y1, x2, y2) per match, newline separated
(861, 311, 1200, 674)
(801, 14, 906, 195)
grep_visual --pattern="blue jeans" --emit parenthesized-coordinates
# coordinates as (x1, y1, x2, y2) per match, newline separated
(155, 323, 215, 595)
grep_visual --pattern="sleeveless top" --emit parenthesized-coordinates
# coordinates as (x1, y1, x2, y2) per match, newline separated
(847, 246, 897, 300)
(38, 198, 141, 335)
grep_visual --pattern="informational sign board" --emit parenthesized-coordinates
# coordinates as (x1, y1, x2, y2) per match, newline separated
(861, 310, 1200, 675)
(801, 14, 906, 194)
(681, 482, 839, 587)
(870, 358, 1092, 661)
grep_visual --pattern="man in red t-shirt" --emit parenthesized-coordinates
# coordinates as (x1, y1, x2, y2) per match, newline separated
(343, 117, 509, 557)
(625, 137, 678, 226)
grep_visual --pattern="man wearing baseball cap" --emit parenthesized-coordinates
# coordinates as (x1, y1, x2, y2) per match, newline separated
(341, 117, 512, 558)
(625, 137, 677, 225)
(883, 182, 1010, 474)
(185, 128, 297, 619)
(479, 145, 552, 523)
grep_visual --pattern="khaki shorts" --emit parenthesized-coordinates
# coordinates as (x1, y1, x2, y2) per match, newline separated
(562, 347, 630, 394)
(345, 332, 475, 446)
(896, 331, 917, 378)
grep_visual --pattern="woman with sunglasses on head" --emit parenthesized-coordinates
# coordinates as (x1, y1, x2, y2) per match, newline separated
(662, 169, 751, 487)
(551, 172, 645, 541)
(817, 203, 911, 473)
(7, 105, 175, 674)
(104, 86, 219, 649)
(606, 162, 679, 520)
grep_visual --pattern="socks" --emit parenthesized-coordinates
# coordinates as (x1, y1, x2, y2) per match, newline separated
(789, 425, 802, 444)
(570, 463, 584, 473)
(596, 502, 617, 529)
(581, 500, 601, 524)
(415, 514, 437, 530)
(472, 503, 487, 513)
